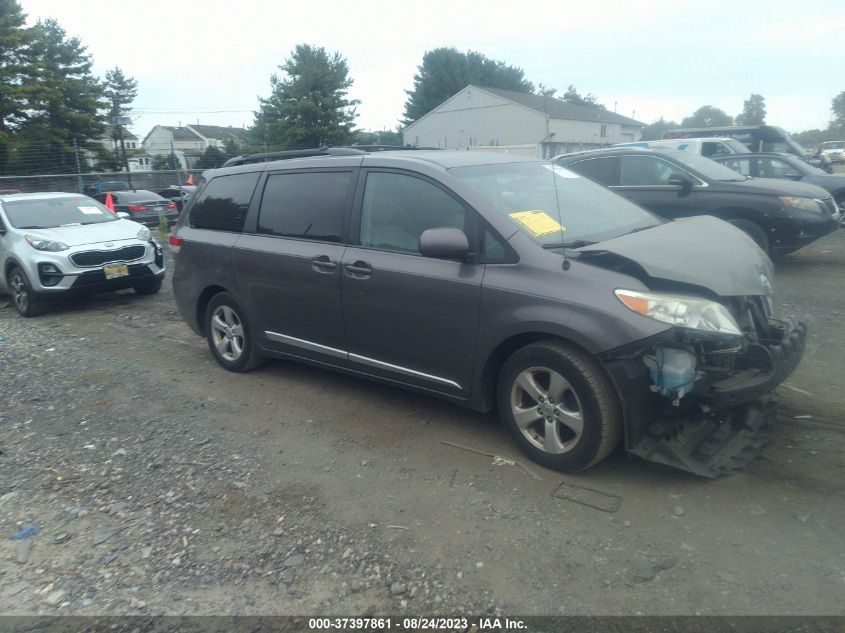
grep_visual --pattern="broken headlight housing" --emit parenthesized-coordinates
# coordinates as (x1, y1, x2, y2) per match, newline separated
(615, 289, 742, 337)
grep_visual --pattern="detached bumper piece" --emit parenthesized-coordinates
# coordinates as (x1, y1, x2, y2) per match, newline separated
(629, 319, 807, 477)
(630, 399, 776, 478)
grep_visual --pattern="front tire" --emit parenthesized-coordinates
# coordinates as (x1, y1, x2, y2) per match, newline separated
(727, 219, 770, 254)
(497, 340, 621, 472)
(7, 266, 44, 318)
(134, 278, 163, 295)
(204, 292, 263, 372)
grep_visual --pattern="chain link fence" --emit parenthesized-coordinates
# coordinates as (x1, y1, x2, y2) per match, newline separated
(0, 170, 204, 195)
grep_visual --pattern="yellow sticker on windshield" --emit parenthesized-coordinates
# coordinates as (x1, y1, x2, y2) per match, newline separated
(509, 210, 565, 236)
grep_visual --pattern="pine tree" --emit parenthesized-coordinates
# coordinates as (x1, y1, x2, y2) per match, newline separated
(252, 44, 359, 148)
(17, 19, 107, 173)
(0, 0, 38, 173)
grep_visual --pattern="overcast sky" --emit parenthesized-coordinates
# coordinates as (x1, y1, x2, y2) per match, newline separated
(19, 0, 845, 140)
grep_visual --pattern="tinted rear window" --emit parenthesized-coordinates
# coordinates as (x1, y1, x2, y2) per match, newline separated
(257, 171, 352, 242)
(189, 173, 260, 232)
(112, 191, 163, 202)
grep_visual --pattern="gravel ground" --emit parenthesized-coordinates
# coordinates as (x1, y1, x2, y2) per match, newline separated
(0, 230, 843, 616)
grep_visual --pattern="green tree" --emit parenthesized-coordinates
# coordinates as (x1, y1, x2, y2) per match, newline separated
(402, 48, 533, 125)
(561, 85, 604, 109)
(641, 117, 679, 141)
(196, 145, 226, 169)
(152, 153, 178, 170)
(537, 84, 557, 98)
(252, 44, 359, 148)
(0, 0, 38, 173)
(15, 18, 107, 174)
(735, 93, 766, 125)
(831, 90, 845, 133)
(104, 66, 138, 171)
(791, 128, 828, 149)
(222, 137, 239, 158)
(681, 105, 734, 128)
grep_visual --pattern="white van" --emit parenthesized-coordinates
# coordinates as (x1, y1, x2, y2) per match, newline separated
(613, 137, 750, 157)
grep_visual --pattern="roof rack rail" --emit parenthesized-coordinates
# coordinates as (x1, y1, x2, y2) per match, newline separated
(222, 147, 366, 168)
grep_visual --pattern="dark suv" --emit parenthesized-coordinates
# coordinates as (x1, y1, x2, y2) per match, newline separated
(170, 151, 806, 477)
(554, 148, 841, 256)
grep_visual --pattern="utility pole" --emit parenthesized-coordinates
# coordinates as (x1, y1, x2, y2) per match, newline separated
(72, 138, 84, 194)
(108, 90, 134, 190)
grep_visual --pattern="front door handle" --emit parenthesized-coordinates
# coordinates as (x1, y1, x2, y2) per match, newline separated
(344, 261, 372, 277)
(311, 255, 337, 273)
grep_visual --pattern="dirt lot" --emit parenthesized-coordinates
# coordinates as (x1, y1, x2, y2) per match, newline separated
(1, 229, 843, 616)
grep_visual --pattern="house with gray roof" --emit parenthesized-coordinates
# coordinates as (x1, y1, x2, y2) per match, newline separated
(142, 124, 248, 168)
(402, 85, 643, 158)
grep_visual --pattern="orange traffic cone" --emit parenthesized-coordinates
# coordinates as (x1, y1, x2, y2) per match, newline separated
(104, 192, 115, 212)
(185, 173, 194, 185)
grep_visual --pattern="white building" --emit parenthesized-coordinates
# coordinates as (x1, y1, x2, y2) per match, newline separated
(142, 124, 249, 168)
(403, 85, 643, 158)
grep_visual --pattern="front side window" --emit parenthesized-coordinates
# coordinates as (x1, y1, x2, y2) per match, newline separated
(359, 172, 466, 254)
(758, 158, 802, 179)
(257, 171, 352, 242)
(619, 156, 680, 186)
(189, 172, 259, 232)
(570, 157, 619, 186)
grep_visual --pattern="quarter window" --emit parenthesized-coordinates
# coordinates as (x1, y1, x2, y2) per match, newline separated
(189, 172, 259, 232)
(257, 171, 352, 242)
(359, 172, 466, 255)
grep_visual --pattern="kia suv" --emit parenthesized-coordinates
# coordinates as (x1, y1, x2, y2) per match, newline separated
(0, 192, 165, 316)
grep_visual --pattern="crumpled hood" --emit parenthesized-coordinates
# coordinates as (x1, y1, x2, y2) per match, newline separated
(24, 219, 145, 247)
(577, 216, 774, 297)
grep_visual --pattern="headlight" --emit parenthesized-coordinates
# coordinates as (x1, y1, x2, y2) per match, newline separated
(779, 196, 824, 213)
(25, 235, 69, 252)
(137, 227, 151, 241)
(615, 289, 742, 336)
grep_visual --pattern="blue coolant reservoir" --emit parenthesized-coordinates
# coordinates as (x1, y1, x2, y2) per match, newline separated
(643, 347, 697, 400)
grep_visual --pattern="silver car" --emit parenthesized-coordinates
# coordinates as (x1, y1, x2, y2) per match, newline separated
(0, 192, 165, 317)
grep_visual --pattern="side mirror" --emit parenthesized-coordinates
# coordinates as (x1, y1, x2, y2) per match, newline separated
(419, 227, 470, 261)
(668, 173, 694, 197)
(786, 173, 803, 181)
(116, 211, 130, 219)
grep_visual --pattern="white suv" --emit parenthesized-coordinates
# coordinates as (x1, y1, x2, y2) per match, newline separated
(0, 192, 165, 317)
(819, 141, 845, 164)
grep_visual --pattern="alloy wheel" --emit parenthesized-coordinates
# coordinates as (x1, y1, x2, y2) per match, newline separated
(210, 305, 245, 362)
(510, 366, 584, 454)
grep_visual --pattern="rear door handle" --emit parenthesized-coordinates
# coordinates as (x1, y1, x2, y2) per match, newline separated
(311, 255, 337, 273)
(344, 261, 372, 277)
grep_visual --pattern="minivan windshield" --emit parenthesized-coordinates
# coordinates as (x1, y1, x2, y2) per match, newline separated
(450, 162, 661, 247)
(2, 196, 117, 229)
(665, 151, 750, 181)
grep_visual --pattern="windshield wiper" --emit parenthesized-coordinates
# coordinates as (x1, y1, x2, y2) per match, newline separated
(543, 240, 596, 249)
(16, 225, 48, 229)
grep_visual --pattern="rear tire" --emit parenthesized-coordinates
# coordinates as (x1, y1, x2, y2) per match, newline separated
(204, 292, 263, 372)
(727, 219, 770, 254)
(497, 340, 621, 472)
(7, 266, 44, 318)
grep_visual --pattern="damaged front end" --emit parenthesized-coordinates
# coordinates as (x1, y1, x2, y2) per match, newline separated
(602, 291, 807, 477)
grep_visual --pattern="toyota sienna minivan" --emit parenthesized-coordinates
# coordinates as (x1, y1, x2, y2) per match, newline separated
(170, 150, 806, 477)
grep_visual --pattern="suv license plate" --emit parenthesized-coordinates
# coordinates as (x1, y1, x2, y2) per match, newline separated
(104, 264, 129, 279)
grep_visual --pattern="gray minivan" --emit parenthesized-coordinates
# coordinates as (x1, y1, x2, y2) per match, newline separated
(170, 151, 806, 477)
